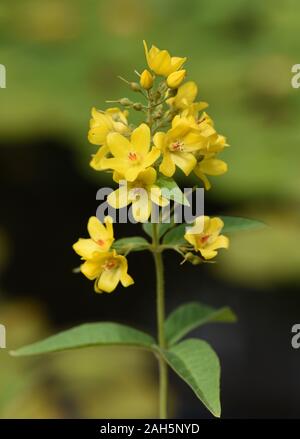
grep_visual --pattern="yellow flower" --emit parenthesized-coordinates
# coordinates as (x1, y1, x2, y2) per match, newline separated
(140, 69, 154, 90)
(88, 107, 129, 146)
(153, 116, 205, 177)
(166, 81, 195, 108)
(193, 155, 228, 190)
(107, 168, 168, 223)
(73, 216, 133, 293)
(84, 250, 134, 294)
(73, 216, 114, 258)
(167, 69, 186, 89)
(206, 133, 228, 154)
(101, 123, 160, 182)
(143, 40, 186, 77)
(184, 216, 229, 260)
(89, 107, 130, 171)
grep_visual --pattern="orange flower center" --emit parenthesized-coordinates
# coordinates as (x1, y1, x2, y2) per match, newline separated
(97, 239, 105, 247)
(102, 259, 118, 271)
(170, 140, 184, 152)
(197, 234, 210, 246)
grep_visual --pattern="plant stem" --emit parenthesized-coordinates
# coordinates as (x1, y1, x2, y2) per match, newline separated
(152, 223, 168, 419)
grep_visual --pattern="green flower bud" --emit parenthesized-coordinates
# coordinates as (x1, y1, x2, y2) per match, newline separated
(119, 98, 132, 106)
(130, 82, 141, 92)
(133, 102, 143, 111)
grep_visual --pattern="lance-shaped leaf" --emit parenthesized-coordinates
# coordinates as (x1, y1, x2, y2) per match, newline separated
(220, 216, 266, 233)
(112, 237, 150, 253)
(165, 302, 237, 346)
(11, 322, 156, 357)
(161, 216, 266, 246)
(162, 338, 221, 417)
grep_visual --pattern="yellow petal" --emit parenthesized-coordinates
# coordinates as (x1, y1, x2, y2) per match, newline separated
(107, 132, 131, 158)
(98, 267, 121, 293)
(112, 171, 125, 183)
(88, 126, 110, 145)
(150, 186, 169, 207)
(104, 216, 114, 241)
(167, 69, 186, 88)
(131, 123, 150, 156)
(118, 255, 134, 287)
(73, 238, 103, 259)
(208, 217, 224, 231)
(138, 167, 157, 185)
(90, 145, 109, 170)
(87, 216, 113, 251)
(183, 131, 206, 150)
(199, 248, 218, 260)
(81, 259, 103, 280)
(143, 147, 161, 168)
(159, 150, 176, 177)
(151, 50, 172, 76)
(107, 186, 130, 209)
(153, 132, 166, 150)
(143, 40, 150, 65)
(169, 118, 191, 139)
(174, 81, 198, 109)
(100, 157, 127, 175)
(90, 109, 113, 130)
(132, 193, 152, 223)
(193, 167, 212, 190)
(170, 56, 187, 72)
(140, 69, 153, 90)
(184, 231, 197, 248)
(125, 165, 143, 182)
(198, 158, 228, 176)
(205, 235, 229, 252)
(187, 216, 207, 236)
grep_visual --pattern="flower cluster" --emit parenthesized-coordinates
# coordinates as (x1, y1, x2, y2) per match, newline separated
(73, 41, 229, 293)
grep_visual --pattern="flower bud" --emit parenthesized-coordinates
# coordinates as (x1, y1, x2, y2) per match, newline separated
(119, 97, 132, 106)
(133, 102, 143, 111)
(167, 69, 186, 89)
(153, 109, 163, 120)
(130, 82, 141, 92)
(184, 252, 202, 265)
(140, 69, 154, 90)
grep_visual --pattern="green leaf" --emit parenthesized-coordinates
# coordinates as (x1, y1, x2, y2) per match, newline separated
(11, 322, 156, 357)
(112, 237, 149, 253)
(165, 302, 237, 346)
(156, 175, 190, 206)
(162, 338, 221, 417)
(142, 222, 173, 240)
(162, 223, 187, 246)
(161, 216, 266, 246)
(220, 216, 267, 233)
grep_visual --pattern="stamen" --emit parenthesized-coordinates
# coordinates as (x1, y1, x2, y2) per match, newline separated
(170, 140, 184, 152)
(102, 259, 118, 271)
(198, 234, 210, 245)
(128, 151, 138, 161)
(97, 239, 105, 247)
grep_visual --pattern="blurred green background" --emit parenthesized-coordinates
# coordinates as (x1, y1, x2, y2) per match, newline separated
(0, 0, 300, 418)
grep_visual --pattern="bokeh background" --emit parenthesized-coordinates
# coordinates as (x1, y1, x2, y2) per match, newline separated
(1, 0, 300, 418)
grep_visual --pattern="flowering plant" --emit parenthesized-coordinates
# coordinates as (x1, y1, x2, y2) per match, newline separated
(12, 42, 264, 418)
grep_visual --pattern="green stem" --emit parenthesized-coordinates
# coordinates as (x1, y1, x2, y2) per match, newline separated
(152, 223, 168, 419)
